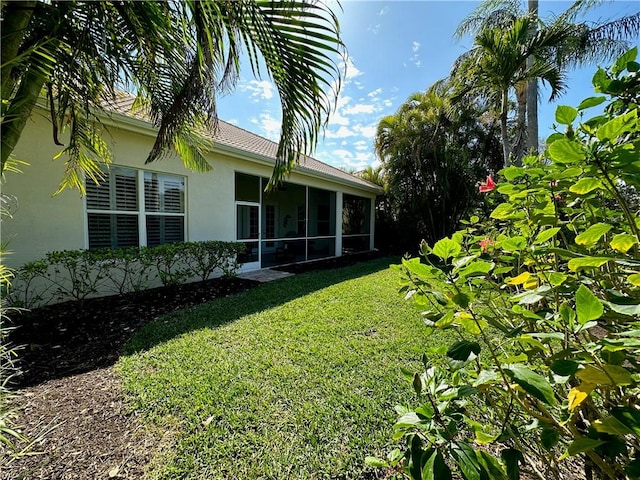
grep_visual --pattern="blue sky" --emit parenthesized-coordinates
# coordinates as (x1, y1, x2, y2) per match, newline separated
(217, 1, 640, 172)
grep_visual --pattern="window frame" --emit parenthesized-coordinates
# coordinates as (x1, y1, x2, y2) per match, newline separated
(84, 165, 187, 249)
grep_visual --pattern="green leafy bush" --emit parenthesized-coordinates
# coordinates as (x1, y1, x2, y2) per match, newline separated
(370, 49, 640, 479)
(7, 241, 246, 307)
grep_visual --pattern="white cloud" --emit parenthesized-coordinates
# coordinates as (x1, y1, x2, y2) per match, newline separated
(368, 24, 381, 35)
(355, 152, 374, 163)
(383, 99, 393, 108)
(329, 111, 350, 126)
(251, 113, 280, 141)
(378, 6, 389, 16)
(325, 126, 356, 139)
(333, 149, 354, 160)
(354, 141, 369, 151)
(342, 55, 363, 80)
(241, 79, 275, 101)
(354, 124, 377, 139)
(343, 103, 376, 115)
(367, 88, 382, 98)
(409, 42, 422, 68)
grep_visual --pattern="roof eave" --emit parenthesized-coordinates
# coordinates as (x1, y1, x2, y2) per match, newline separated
(45, 105, 382, 195)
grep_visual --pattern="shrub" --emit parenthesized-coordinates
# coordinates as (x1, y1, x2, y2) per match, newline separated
(8, 241, 246, 307)
(369, 49, 640, 479)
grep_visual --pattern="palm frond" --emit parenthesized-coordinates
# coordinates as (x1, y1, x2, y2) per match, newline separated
(454, 0, 520, 39)
(54, 110, 111, 195)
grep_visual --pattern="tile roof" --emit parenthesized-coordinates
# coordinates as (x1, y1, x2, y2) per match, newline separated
(103, 93, 382, 193)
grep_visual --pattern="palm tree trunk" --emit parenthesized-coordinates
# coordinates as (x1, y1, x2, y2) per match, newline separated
(526, 0, 539, 154)
(513, 84, 527, 166)
(1, 63, 50, 172)
(1, 1, 36, 101)
(500, 89, 511, 167)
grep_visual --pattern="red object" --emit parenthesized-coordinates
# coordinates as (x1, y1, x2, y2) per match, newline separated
(479, 175, 496, 193)
(478, 237, 493, 252)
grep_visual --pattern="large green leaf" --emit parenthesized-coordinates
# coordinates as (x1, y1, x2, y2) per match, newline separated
(453, 443, 482, 480)
(554, 166, 583, 179)
(457, 260, 494, 278)
(569, 177, 602, 195)
(402, 257, 435, 279)
(555, 106, 577, 125)
(613, 46, 638, 75)
(577, 96, 606, 111)
(500, 166, 526, 180)
(550, 360, 579, 377)
(476, 450, 508, 480)
(432, 237, 461, 260)
(490, 203, 514, 220)
(547, 139, 585, 164)
(611, 407, 640, 439)
(610, 233, 637, 253)
(566, 437, 605, 457)
(505, 364, 555, 405)
(575, 223, 612, 246)
(576, 364, 633, 386)
(534, 227, 560, 244)
(422, 450, 452, 480)
(575, 285, 603, 325)
(603, 299, 640, 316)
(596, 110, 638, 142)
(593, 416, 635, 437)
(568, 257, 612, 271)
(541, 425, 560, 450)
(501, 448, 524, 480)
(447, 340, 481, 362)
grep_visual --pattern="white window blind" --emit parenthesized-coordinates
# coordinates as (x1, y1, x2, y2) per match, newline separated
(86, 167, 185, 249)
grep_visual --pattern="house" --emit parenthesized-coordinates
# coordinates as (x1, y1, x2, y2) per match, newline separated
(2, 94, 381, 273)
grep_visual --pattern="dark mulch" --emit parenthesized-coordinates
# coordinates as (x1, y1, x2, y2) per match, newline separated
(3, 253, 384, 480)
(9, 277, 259, 389)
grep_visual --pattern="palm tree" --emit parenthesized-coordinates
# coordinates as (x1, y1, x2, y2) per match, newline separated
(374, 82, 501, 246)
(455, 0, 640, 154)
(0, 1, 344, 192)
(453, 13, 567, 166)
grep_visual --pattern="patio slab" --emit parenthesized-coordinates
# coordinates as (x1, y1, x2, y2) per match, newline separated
(238, 268, 294, 283)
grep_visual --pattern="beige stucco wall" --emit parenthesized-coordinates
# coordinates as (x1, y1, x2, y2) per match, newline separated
(2, 110, 377, 269)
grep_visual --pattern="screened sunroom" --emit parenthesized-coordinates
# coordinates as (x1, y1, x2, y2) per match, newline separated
(234, 172, 373, 269)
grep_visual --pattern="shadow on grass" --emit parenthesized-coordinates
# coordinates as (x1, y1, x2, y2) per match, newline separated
(12, 255, 396, 387)
(123, 256, 393, 356)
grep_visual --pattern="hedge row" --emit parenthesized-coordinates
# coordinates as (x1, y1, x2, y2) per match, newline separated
(7, 241, 245, 308)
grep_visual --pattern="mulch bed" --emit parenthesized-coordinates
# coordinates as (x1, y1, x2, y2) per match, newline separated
(3, 253, 382, 479)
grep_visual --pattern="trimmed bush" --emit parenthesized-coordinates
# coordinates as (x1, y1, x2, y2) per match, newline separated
(7, 241, 246, 308)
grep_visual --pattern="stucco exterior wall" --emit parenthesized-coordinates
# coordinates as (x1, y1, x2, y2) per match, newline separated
(2, 111, 377, 269)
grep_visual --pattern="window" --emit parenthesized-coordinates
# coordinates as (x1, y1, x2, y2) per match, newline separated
(86, 167, 185, 249)
(342, 194, 371, 254)
(144, 172, 185, 247)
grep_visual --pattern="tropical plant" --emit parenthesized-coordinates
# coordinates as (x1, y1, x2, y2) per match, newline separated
(374, 81, 502, 249)
(455, 0, 640, 155)
(369, 49, 640, 480)
(0, 1, 344, 192)
(7, 241, 246, 308)
(452, 12, 570, 166)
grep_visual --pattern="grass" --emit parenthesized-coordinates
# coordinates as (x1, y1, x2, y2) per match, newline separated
(118, 258, 453, 479)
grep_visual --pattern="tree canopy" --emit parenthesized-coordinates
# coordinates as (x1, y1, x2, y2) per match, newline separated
(453, 0, 640, 159)
(0, 1, 344, 192)
(374, 82, 502, 248)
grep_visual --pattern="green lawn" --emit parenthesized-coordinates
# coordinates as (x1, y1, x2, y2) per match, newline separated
(119, 258, 451, 479)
